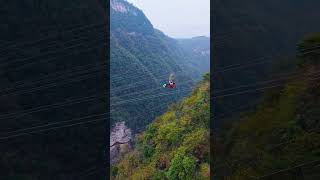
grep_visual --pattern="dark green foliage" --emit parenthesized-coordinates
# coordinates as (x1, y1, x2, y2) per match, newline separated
(151, 171, 167, 180)
(111, 166, 119, 177)
(166, 148, 196, 180)
(203, 73, 210, 83)
(298, 33, 320, 67)
(143, 143, 155, 159)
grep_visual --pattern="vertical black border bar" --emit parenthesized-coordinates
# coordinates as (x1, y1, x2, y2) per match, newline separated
(106, 0, 110, 178)
(93, 0, 110, 179)
(104, 0, 110, 178)
(210, 0, 216, 179)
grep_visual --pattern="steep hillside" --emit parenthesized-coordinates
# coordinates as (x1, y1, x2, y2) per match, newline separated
(214, 34, 320, 179)
(111, 74, 210, 180)
(110, 0, 210, 132)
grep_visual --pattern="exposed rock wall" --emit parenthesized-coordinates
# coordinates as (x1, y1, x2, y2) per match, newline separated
(110, 121, 132, 164)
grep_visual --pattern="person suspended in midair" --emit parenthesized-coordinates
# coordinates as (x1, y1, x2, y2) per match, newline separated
(163, 73, 176, 88)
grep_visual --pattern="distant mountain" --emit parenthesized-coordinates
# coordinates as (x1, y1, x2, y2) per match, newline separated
(177, 36, 210, 74)
(178, 36, 210, 54)
(110, 0, 210, 133)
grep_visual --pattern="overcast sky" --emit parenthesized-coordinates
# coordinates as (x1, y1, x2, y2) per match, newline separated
(126, 0, 210, 38)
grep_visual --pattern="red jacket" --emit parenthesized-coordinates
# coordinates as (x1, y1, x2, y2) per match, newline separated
(167, 83, 176, 88)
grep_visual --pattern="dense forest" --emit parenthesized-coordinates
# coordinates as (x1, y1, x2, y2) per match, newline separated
(111, 73, 210, 180)
(214, 34, 320, 179)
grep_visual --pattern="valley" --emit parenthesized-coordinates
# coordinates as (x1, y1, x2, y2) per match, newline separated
(110, 0, 210, 165)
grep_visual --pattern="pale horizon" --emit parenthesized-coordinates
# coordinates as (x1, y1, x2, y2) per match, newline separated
(126, 0, 210, 39)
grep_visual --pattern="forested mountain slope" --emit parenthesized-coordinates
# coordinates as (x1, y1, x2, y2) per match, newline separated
(213, 0, 320, 128)
(110, 0, 210, 132)
(214, 34, 320, 179)
(112, 74, 210, 180)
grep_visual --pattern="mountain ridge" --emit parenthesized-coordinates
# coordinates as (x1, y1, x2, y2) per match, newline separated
(110, 0, 210, 132)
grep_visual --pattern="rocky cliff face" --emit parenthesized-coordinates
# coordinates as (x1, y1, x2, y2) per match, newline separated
(110, 121, 132, 164)
(111, 0, 137, 15)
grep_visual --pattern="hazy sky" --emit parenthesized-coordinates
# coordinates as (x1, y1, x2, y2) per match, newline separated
(126, 0, 210, 38)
